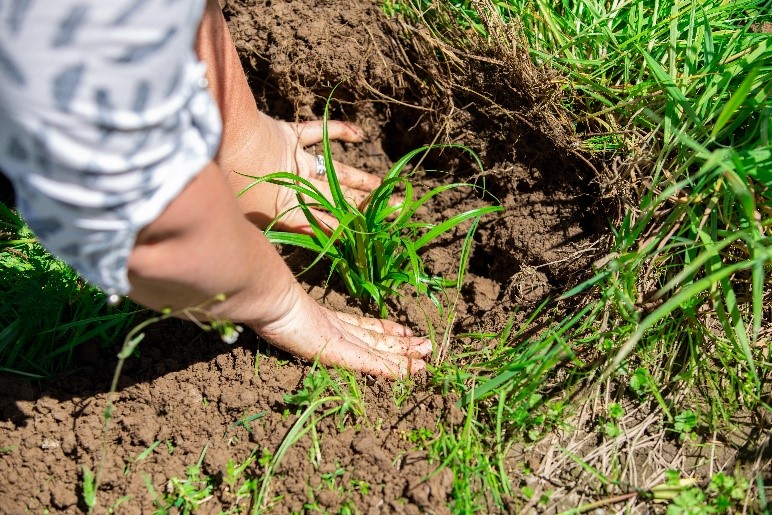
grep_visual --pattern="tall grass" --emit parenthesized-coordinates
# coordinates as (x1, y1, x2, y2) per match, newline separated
(388, 0, 771, 427)
(530, 0, 771, 423)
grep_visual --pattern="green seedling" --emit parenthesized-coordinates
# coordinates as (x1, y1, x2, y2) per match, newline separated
(152, 445, 215, 514)
(320, 466, 346, 489)
(407, 427, 434, 445)
(228, 411, 268, 434)
(223, 452, 259, 511)
(672, 410, 699, 441)
(599, 403, 625, 439)
(351, 479, 370, 495)
(82, 465, 97, 511)
(239, 92, 502, 318)
(123, 440, 161, 475)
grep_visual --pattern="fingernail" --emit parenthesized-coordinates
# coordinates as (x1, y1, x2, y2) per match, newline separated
(404, 326, 414, 336)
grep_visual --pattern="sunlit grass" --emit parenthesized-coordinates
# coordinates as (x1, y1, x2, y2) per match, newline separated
(388, 0, 770, 431)
(239, 92, 502, 318)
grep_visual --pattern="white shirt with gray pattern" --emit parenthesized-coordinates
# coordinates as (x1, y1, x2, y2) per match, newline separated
(0, 0, 222, 295)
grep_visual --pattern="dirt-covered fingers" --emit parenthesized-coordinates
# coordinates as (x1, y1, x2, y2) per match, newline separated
(333, 312, 414, 336)
(293, 120, 364, 146)
(317, 337, 427, 378)
(337, 321, 432, 358)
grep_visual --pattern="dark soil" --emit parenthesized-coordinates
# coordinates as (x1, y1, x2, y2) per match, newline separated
(0, 1, 610, 512)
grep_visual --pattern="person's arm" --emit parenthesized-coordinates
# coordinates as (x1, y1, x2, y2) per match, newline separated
(195, 0, 379, 234)
(127, 160, 430, 377)
(126, 1, 430, 377)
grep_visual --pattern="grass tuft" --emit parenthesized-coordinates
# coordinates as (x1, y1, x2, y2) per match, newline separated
(238, 91, 502, 318)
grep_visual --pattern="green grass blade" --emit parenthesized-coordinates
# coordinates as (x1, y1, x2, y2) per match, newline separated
(414, 205, 502, 250)
(711, 64, 762, 139)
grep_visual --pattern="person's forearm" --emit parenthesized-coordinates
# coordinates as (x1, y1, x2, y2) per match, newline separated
(195, 0, 289, 228)
(127, 161, 301, 328)
(125, 159, 431, 376)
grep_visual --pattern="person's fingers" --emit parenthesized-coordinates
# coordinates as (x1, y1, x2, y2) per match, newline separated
(336, 322, 432, 358)
(333, 311, 414, 336)
(307, 175, 371, 209)
(272, 207, 339, 235)
(294, 120, 364, 147)
(296, 152, 378, 197)
(317, 338, 427, 378)
(313, 158, 404, 209)
(333, 161, 382, 191)
(257, 297, 427, 378)
(367, 335, 432, 358)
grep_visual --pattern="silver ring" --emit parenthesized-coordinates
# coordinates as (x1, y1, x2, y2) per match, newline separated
(314, 154, 326, 178)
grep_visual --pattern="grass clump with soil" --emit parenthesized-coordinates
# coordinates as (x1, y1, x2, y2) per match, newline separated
(384, 0, 771, 511)
(240, 94, 502, 318)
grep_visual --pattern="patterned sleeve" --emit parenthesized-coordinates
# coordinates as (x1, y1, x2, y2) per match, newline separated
(0, 0, 223, 296)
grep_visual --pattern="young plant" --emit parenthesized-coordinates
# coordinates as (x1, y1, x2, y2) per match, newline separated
(238, 95, 502, 317)
(150, 446, 216, 514)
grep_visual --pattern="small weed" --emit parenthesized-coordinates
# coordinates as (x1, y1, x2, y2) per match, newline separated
(598, 403, 625, 439)
(150, 446, 215, 514)
(391, 372, 416, 408)
(350, 479, 370, 495)
(303, 464, 370, 514)
(662, 471, 750, 514)
(319, 466, 345, 489)
(223, 451, 259, 510)
(672, 410, 699, 441)
(123, 440, 160, 475)
(257, 448, 273, 469)
(407, 427, 434, 445)
(228, 411, 268, 434)
(81, 465, 97, 511)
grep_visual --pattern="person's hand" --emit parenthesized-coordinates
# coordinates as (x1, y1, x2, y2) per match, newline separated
(275, 119, 387, 234)
(222, 113, 385, 235)
(253, 282, 431, 378)
(197, 1, 382, 236)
